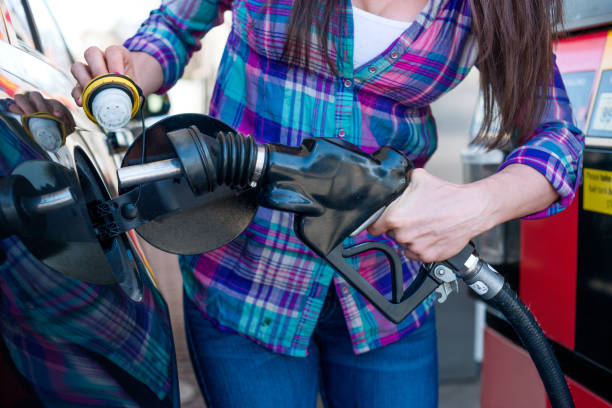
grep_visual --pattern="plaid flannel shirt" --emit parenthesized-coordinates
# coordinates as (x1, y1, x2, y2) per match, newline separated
(125, 0, 584, 356)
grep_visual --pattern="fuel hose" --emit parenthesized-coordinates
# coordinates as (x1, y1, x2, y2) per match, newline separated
(484, 284, 574, 408)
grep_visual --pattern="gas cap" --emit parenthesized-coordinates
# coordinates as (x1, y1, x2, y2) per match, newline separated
(81, 74, 141, 130)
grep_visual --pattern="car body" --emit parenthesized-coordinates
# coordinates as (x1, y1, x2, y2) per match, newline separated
(0, 0, 178, 405)
(0, 0, 151, 287)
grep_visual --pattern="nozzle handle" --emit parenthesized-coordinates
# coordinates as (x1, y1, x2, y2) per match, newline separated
(323, 242, 442, 323)
(342, 241, 404, 303)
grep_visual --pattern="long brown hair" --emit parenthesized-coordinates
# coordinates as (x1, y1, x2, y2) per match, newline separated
(281, 0, 342, 76)
(469, 0, 563, 147)
(281, 0, 564, 149)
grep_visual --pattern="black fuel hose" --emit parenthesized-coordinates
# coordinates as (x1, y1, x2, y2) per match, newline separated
(484, 284, 574, 408)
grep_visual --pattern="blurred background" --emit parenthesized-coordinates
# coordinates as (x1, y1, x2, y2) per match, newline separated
(52, 1, 482, 406)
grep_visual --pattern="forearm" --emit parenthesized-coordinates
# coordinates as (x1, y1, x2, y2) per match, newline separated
(131, 52, 164, 97)
(469, 163, 559, 233)
(123, 0, 233, 94)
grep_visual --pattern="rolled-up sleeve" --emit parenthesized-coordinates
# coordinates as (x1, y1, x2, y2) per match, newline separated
(123, 0, 232, 93)
(497, 59, 585, 219)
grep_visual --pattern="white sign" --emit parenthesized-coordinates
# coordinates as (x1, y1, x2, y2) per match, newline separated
(591, 92, 612, 132)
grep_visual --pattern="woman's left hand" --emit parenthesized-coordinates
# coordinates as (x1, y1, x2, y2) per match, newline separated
(367, 168, 494, 263)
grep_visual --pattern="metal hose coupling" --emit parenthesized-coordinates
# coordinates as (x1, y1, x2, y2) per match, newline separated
(444, 242, 505, 300)
(166, 125, 265, 195)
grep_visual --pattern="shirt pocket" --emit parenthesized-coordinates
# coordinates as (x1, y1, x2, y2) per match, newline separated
(236, 0, 290, 61)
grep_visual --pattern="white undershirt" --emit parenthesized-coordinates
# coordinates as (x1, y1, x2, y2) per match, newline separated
(352, 6, 413, 68)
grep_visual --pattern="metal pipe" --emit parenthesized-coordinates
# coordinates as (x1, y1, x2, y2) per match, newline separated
(22, 187, 75, 214)
(117, 158, 183, 190)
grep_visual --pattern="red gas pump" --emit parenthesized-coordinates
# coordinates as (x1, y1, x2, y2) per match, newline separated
(480, 9, 612, 408)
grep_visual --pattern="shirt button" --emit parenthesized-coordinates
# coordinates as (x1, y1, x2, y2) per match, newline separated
(341, 286, 350, 295)
(338, 128, 346, 138)
(369, 66, 376, 73)
(343, 79, 352, 88)
(390, 51, 398, 59)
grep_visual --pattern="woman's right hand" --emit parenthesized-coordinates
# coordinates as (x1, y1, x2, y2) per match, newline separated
(70, 45, 164, 106)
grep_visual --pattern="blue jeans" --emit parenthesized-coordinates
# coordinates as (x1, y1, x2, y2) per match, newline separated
(184, 288, 438, 408)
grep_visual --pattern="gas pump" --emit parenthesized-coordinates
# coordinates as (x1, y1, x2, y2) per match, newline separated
(479, 10, 612, 408)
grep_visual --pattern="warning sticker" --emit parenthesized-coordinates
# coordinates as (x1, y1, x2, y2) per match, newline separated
(469, 281, 489, 295)
(583, 168, 612, 216)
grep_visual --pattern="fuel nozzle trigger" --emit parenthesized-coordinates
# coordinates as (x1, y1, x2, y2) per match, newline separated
(322, 242, 462, 323)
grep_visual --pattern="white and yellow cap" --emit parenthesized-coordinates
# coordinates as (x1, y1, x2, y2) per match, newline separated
(82, 74, 141, 130)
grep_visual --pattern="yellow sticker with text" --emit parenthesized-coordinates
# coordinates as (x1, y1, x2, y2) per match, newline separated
(583, 168, 612, 216)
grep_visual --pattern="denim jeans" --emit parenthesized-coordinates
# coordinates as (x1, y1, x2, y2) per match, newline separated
(184, 288, 438, 408)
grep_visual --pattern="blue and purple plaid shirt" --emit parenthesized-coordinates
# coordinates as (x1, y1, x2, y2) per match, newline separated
(125, 0, 584, 356)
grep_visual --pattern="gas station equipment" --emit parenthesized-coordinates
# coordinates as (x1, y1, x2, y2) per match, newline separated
(475, 3, 612, 406)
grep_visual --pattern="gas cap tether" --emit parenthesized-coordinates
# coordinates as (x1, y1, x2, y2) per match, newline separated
(81, 74, 141, 130)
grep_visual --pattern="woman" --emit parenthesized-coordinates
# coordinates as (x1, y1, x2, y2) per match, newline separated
(71, 0, 582, 406)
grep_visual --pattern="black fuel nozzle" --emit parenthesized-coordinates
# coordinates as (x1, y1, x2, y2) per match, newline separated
(116, 125, 413, 257)
(115, 116, 414, 308)
(116, 122, 510, 322)
(116, 120, 418, 320)
(260, 138, 412, 255)
(116, 117, 511, 323)
(112, 118, 501, 315)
